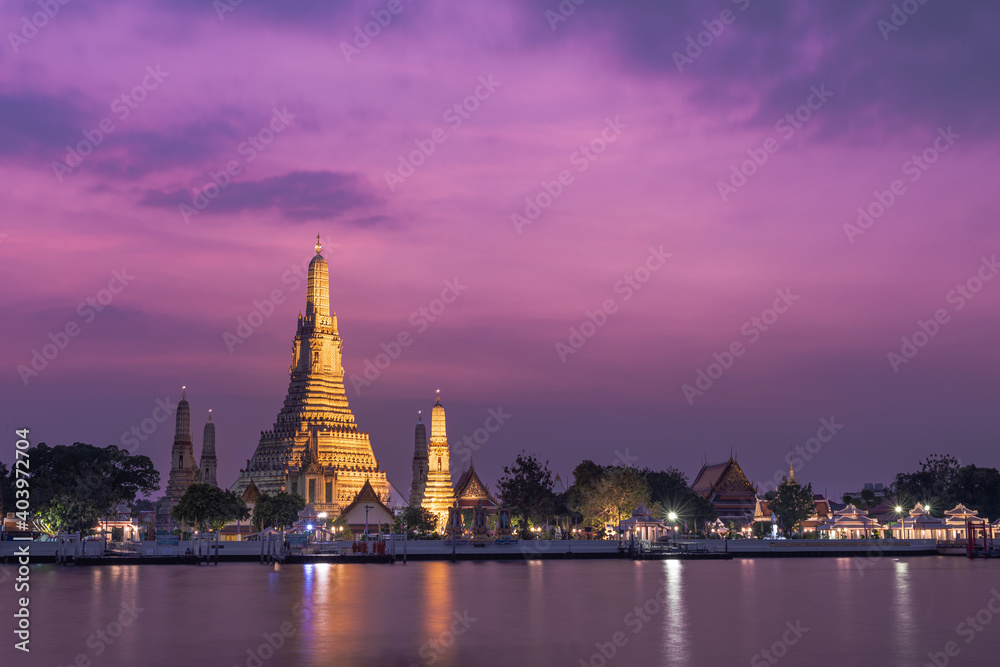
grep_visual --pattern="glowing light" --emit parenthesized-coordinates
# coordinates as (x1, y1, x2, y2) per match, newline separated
(895, 506, 904, 514)
(306, 524, 314, 531)
(318, 512, 328, 519)
(667, 512, 678, 522)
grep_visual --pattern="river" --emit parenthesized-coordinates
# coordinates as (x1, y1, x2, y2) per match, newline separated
(3, 556, 999, 666)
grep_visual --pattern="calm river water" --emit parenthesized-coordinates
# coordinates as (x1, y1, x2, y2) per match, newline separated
(3, 556, 999, 666)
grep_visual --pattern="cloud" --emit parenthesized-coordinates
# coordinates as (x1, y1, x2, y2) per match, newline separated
(0, 91, 96, 159)
(529, 0, 1000, 141)
(139, 170, 385, 223)
(0, 89, 258, 179)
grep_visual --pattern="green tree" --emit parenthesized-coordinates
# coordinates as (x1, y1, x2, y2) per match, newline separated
(769, 478, 815, 535)
(172, 483, 249, 532)
(892, 454, 960, 512)
(28, 443, 159, 535)
(564, 460, 603, 525)
(0, 461, 16, 517)
(251, 492, 306, 531)
(642, 467, 716, 528)
(859, 488, 876, 510)
(579, 467, 651, 530)
(950, 465, 1000, 520)
(497, 452, 555, 538)
(394, 506, 438, 536)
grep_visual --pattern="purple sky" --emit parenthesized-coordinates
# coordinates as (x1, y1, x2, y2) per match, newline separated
(2, 0, 998, 501)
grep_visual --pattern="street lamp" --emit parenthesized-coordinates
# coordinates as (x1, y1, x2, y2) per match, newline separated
(894, 505, 904, 539)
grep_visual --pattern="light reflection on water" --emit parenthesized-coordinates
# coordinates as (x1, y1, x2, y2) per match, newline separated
(893, 560, 918, 665)
(663, 559, 687, 666)
(3, 556, 995, 667)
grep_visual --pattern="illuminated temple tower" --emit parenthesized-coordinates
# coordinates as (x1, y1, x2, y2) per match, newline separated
(200, 410, 217, 487)
(408, 412, 429, 507)
(420, 391, 455, 527)
(230, 236, 390, 513)
(158, 387, 200, 528)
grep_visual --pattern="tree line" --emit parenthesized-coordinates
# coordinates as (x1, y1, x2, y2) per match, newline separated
(4, 444, 997, 539)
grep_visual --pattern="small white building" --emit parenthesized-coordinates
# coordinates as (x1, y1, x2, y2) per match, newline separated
(618, 504, 668, 542)
(900, 503, 947, 540)
(337, 479, 395, 538)
(818, 504, 880, 539)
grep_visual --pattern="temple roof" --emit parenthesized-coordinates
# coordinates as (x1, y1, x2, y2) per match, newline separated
(553, 473, 566, 494)
(692, 457, 756, 498)
(818, 503, 879, 529)
(692, 462, 729, 494)
(944, 503, 979, 518)
(241, 479, 261, 504)
(631, 503, 652, 518)
(454, 465, 498, 508)
(338, 478, 393, 519)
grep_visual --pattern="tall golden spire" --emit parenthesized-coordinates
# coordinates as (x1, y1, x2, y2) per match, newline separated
(306, 236, 330, 318)
(431, 390, 446, 442)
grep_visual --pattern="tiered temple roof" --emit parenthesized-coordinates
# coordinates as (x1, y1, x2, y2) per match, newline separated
(454, 464, 498, 509)
(692, 455, 758, 525)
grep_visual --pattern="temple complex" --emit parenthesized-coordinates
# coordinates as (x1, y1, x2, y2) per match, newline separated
(691, 454, 758, 526)
(230, 237, 390, 513)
